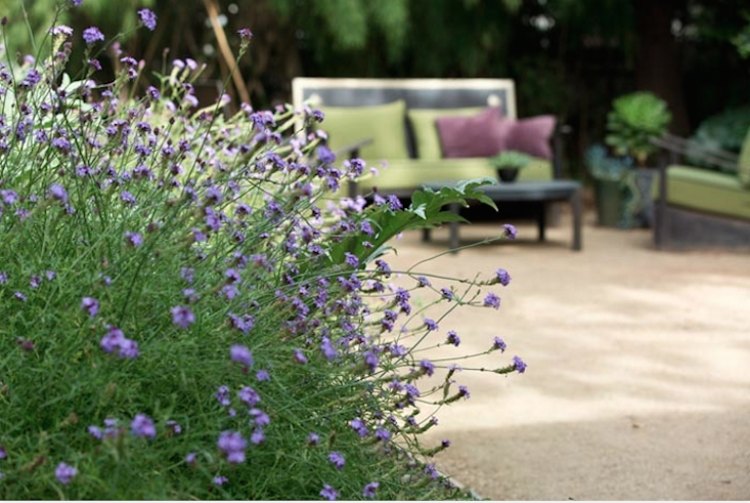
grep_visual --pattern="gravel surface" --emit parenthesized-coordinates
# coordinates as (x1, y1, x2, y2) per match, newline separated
(387, 209, 750, 500)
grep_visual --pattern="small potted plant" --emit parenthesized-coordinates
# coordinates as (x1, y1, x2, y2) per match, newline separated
(489, 150, 533, 183)
(604, 91, 672, 227)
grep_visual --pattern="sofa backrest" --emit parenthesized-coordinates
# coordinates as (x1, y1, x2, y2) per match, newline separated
(292, 78, 516, 159)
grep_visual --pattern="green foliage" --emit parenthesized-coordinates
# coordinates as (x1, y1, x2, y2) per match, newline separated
(605, 92, 671, 165)
(691, 104, 750, 153)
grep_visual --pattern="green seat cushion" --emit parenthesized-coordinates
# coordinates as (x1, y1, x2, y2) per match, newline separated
(738, 128, 750, 188)
(320, 100, 409, 161)
(664, 165, 750, 220)
(356, 157, 553, 191)
(407, 108, 483, 160)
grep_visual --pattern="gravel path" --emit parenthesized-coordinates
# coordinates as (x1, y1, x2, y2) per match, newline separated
(387, 210, 750, 500)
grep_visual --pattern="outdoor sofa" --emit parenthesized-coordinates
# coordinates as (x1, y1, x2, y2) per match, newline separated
(652, 132, 750, 248)
(291, 78, 564, 196)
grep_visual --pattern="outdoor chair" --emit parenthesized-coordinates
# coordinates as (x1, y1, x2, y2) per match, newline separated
(652, 132, 750, 249)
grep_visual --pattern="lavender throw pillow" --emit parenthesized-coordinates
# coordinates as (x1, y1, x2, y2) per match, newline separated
(505, 115, 556, 160)
(435, 107, 511, 158)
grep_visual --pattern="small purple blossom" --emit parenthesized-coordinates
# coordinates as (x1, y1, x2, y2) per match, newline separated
(328, 451, 345, 470)
(419, 359, 435, 376)
(131, 413, 156, 439)
(513, 355, 527, 373)
(81, 297, 99, 318)
(166, 420, 182, 435)
(137, 8, 157, 31)
(215, 385, 231, 406)
(170, 305, 195, 329)
(446, 330, 461, 347)
(423, 318, 438, 331)
(0, 446, 6, 459)
(424, 463, 439, 480)
(48, 184, 68, 203)
(82, 26, 105, 45)
(124, 231, 143, 247)
(238, 28, 254, 41)
(349, 418, 369, 438)
(483, 292, 501, 309)
(492, 337, 507, 352)
(307, 432, 320, 445)
(217, 431, 246, 464)
(185, 452, 197, 465)
(496, 268, 512, 286)
(503, 224, 518, 240)
(293, 348, 308, 364)
(256, 369, 270, 382)
(458, 385, 470, 399)
(55, 462, 77, 485)
(213, 475, 229, 486)
(238, 386, 260, 407)
(363, 482, 379, 498)
(320, 484, 338, 501)
(230, 344, 253, 368)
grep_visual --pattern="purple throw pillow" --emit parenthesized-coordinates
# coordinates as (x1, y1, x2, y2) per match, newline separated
(505, 115, 556, 160)
(435, 107, 512, 158)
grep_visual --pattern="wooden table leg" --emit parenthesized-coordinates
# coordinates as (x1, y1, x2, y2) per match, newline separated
(571, 189, 582, 251)
(421, 228, 432, 242)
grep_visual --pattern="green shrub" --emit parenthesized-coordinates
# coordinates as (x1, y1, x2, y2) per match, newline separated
(0, 5, 522, 500)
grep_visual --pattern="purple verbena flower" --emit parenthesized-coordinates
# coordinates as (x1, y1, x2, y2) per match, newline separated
(483, 292, 501, 309)
(495, 268, 511, 286)
(166, 420, 182, 435)
(237, 28, 253, 41)
(137, 8, 157, 31)
(424, 463, 439, 480)
(293, 348, 308, 364)
(349, 418, 368, 438)
(124, 231, 143, 247)
(185, 452, 197, 465)
(131, 413, 156, 439)
(82, 26, 105, 45)
(363, 482, 379, 498)
(419, 359, 435, 376)
(230, 344, 253, 367)
(0, 446, 6, 459)
(423, 318, 438, 331)
(48, 184, 68, 203)
(250, 428, 265, 445)
(217, 431, 246, 464)
(328, 451, 345, 470)
(307, 432, 320, 445)
(446, 330, 461, 347)
(55, 462, 77, 485)
(215, 385, 231, 407)
(513, 355, 527, 373)
(81, 297, 99, 318)
(320, 484, 338, 501)
(213, 475, 228, 486)
(492, 337, 507, 352)
(503, 224, 518, 240)
(238, 386, 260, 407)
(375, 427, 391, 442)
(256, 369, 270, 382)
(170, 305, 195, 329)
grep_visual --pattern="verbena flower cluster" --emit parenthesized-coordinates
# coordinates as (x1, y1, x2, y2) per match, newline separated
(0, 3, 523, 499)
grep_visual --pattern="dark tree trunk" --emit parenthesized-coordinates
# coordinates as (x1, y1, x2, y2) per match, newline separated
(633, 0, 690, 135)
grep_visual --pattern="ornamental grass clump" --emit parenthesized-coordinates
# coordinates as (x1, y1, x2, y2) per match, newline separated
(0, 4, 524, 500)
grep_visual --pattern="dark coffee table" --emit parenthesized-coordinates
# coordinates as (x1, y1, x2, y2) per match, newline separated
(422, 180, 583, 251)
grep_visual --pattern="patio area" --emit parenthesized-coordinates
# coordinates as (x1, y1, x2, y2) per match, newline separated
(387, 208, 750, 500)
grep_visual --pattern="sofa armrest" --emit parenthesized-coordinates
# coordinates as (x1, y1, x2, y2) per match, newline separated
(652, 133, 738, 172)
(552, 123, 572, 179)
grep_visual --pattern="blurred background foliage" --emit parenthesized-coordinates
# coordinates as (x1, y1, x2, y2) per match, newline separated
(3, 0, 750, 178)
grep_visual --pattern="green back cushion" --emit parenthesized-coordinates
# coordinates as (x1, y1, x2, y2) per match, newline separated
(407, 108, 482, 160)
(738, 127, 750, 188)
(321, 100, 409, 160)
